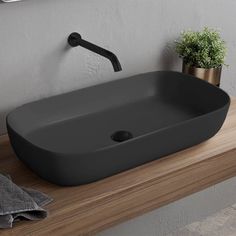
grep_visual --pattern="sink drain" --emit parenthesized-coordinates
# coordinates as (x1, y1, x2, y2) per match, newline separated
(111, 130, 133, 142)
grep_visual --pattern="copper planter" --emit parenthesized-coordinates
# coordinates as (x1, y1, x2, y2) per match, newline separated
(182, 63, 222, 87)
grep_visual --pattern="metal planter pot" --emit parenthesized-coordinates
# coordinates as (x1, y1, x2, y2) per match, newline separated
(182, 62, 222, 87)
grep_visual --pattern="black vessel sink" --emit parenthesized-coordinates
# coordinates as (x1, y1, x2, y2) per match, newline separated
(7, 71, 230, 186)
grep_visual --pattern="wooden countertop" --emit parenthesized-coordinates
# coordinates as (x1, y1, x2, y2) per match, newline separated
(1, 98, 236, 236)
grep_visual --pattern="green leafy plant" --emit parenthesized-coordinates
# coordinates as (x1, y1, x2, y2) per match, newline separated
(175, 27, 227, 68)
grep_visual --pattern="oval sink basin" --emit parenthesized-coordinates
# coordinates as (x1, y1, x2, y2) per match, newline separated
(7, 71, 230, 186)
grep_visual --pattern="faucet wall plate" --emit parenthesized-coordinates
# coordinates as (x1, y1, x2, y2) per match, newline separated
(68, 32, 82, 47)
(7, 71, 230, 186)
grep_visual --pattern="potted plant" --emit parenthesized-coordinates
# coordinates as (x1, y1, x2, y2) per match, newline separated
(175, 27, 227, 86)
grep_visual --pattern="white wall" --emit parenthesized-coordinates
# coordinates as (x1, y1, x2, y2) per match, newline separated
(0, 0, 236, 235)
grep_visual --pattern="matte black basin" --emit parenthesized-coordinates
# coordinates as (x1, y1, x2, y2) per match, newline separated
(7, 71, 230, 186)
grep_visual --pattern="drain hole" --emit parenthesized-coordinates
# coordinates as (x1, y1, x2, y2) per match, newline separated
(111, 130, 133, 142)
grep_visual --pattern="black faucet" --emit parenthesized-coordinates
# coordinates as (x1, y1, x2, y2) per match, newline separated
(68, 32, 122, 72)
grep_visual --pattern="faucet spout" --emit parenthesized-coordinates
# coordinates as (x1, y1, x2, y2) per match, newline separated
(68, 32, 122, 72)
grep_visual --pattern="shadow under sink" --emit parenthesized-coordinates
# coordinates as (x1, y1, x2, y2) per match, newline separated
(7, 71, 230, 186)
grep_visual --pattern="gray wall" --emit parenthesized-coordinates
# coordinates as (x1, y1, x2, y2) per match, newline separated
(0, 0, 236, 135)
(0, 0, 236, 235)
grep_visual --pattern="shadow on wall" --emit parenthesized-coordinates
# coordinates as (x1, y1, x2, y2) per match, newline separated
(38, 42, 71, 98)
(0, 111, 7, 135)
(158, 41, 180, 71)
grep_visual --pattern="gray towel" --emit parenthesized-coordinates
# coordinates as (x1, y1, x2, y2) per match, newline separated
(0, 174, 52, 228)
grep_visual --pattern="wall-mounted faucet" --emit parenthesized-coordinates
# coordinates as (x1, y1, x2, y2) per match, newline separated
(68, 32, 122, 72)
